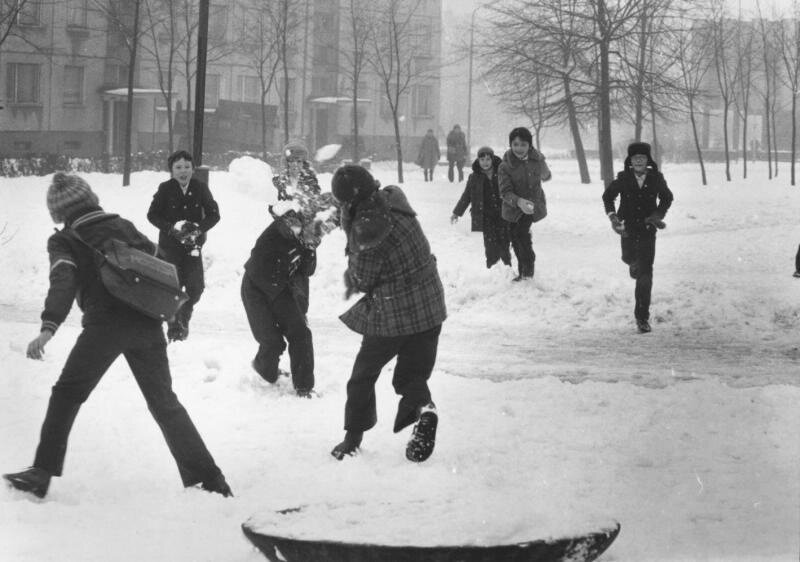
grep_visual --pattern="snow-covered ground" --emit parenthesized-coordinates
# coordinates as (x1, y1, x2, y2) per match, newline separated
(0, 156, 798, 561)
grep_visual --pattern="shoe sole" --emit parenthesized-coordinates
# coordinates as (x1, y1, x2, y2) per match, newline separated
(406, 411, 438, 463)
(3, 474, 48, 498)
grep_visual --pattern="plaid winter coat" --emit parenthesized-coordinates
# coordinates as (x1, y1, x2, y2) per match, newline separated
(340, 186, 447, 337)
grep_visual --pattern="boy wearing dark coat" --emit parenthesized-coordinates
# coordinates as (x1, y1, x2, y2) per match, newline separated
(602, 142, 674, 333)
(147, 150, 220, 341)
(446, 124, 468, 183)
(241, 212, 317, 397)
(498, 127, 551, 280)
(329, 165, 447, 463)
(451, 146, 511, 268)
(415, 129, 441, 182)
(3, 173, 231, 499)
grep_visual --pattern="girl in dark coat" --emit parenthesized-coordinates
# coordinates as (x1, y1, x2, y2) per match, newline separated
(147, 150, 220, 341)
(415, 129, 441, 182)
(450, 146, 511, 268)
(3, 173, 231, 499)
(602, 142, 674, 333)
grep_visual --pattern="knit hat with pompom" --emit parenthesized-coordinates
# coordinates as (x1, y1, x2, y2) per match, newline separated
(47, 172, 99, 223)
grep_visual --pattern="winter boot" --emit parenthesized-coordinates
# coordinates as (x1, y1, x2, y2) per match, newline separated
(295, 388, 316, 398)
(200, 473, 233, 497)
(636, 319, 652, 333)
(331, 430, 363, 461)
(405, 403, 438, 463)
(3, 467, 51, 498)
(793, 270, 800, 278)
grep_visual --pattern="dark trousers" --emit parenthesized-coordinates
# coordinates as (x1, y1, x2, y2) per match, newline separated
(621, 232, 657, 321)
(795, 244, 800, 272)
(32, 322, 221, 486)
(344, 325, 441, 434)
(241, 275, 314, 391)
(164, 246, 205, 325)
(448, 160, 464, 182)
(509, 214, 536, 277)
(423, 168, 435, 182)
(483, 216, 511, 268)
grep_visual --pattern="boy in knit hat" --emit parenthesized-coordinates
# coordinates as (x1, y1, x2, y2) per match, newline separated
(602, 142, 673, 333)
(3, 172, 232, 499)
(271, 141, 339, 249)
(329, 165, 446, 463)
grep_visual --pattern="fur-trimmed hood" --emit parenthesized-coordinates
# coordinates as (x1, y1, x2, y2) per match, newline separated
(343, 185, 416, 253)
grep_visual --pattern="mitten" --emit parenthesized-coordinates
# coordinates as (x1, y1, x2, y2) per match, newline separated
(608, 212, 626, 235)
(450, 214, 458, 224)
(517, 198, 535, 215)
(644, 214, 666, 230)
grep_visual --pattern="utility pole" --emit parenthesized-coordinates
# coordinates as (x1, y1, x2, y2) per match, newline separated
(192, 0, 209, 166)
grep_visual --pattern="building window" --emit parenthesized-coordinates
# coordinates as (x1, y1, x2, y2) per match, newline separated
(205, 73, 220, 108)
(311, 75, 335, 96)
(412, 85, 432, 117)
(210, 4, 228, 43)
(6, 63, 40, 104)
(17, 0, 41, 26)
(64, 66, 84, 104)
(239, 75, 260, 103)
(67, 0, 88, 27)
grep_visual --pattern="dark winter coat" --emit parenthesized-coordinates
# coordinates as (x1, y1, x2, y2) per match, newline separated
(602, 168, 673, 234)
(40, 208, 161, 335)
(147, 177, 220, 251)
(452, 155, 504, 232)
(340, 186, 447, 337)
(416, 133, 441, 169)
(243, 219, 317, 303)
(446, 128, 468, 164)
(498, 147, 551, 223)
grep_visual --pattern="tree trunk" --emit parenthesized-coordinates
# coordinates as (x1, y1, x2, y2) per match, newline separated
(792, 92, 797, 186)
(564, 77, 590, 183)
(597, 1, 614, 187)
(688, 96, 707, 185)
(633, 10, 647, 141)
(123, 0, 141, 187)
(392, 109, 404, 183)
(722, 101, 731, 181)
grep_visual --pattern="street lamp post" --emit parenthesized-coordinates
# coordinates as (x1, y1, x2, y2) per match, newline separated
(192, 0, 209, 167)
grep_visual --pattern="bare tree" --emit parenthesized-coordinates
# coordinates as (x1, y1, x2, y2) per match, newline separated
(369, 0, 432, 183)
(709, 1, 736, 181)
(141, 0, 179, 152)
(674, 13, 714, 184)
(0, 0, 29, 49)
(272, 0, 303, 144)
(776, 9, 800, 185)
(338, 0, 374, 162)
(732, 14, 756, 178)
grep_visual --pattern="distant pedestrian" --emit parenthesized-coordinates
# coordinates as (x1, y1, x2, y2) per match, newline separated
(147, 150, 220, 341)
(415, 129, 441, 182)
(498, 126, 551, 281)
(242, 212, 318, 398)
(329, 165, 446, 463)
(602, 142, 674, 333)
(3, 172, 232, 499)
(451, 146, 511, 268)
(446, 124, 468, 183)
(271, 141, 339, 249)
(794, 245, 800, 277)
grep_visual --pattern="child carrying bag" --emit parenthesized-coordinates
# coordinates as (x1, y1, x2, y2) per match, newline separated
(68, 230, 189, 321)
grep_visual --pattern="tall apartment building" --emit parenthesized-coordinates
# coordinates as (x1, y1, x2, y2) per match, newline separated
(0, 0, 442, 160)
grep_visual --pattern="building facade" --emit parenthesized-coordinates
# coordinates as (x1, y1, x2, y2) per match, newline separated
(0, 0, 442, 161)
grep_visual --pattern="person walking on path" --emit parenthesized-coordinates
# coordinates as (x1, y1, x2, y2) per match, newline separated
(328, 165, 447, 463)
(147, 150, 220, 341)
(498, 127, 551, 281)
(446, 124, 468, 183)
(451, 146, 511, 268)
(602, 142, 674, 333)
(241, 212, 318, 398)
(416, 129, 441, 182)
(3, 172, 232, 499)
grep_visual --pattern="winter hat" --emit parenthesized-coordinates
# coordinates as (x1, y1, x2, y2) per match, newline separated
(508, 127, 533, 146)
(283, 141, 309, 162)
(331, 164, 380, 204)
(627, 142, 652, 159)
(476, 146, 494, 157)
(47, 172, 99, 223)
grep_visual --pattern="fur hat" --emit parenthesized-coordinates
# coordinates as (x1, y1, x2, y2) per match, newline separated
(331, 164, 380, 204)
(509, 127, 533, 146)
(283, 141, 309, 162)
(47, 172, 99, 223)
(627, 142, 652, 158)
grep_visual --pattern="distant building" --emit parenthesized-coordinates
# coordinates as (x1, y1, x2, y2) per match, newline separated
(0, 0, 442, 160)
